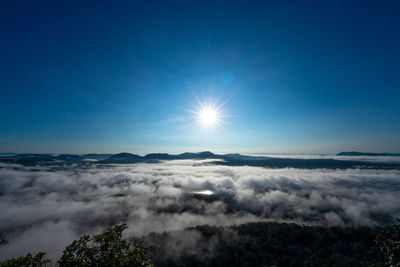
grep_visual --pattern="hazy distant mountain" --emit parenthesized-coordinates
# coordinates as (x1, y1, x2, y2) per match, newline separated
(100, 151, 221, 163)
(1, 151, 400, 169)
(0, 152, 16, 157)
(222, 153, 271, 160)
(0, 154, 55, 165)
(55, 154, 83, 161)
(177, 151, 219, 159)
(13, 153, 54, 158)
(337, 151, 400, 156)
(101, 152, 143, 163)
(82, 154, 114, 160)
(196, 151, 218, 158)
(144, 153, 174, 159)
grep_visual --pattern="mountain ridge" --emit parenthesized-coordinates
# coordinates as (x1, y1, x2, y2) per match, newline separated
(337, 151, 400, 156)
(1, 151, 400, 170)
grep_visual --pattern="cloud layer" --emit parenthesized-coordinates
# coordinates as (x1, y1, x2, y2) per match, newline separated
(0, 160, 400, 261)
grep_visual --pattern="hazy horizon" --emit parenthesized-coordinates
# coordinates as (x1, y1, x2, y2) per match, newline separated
(2, 149, 400, 157)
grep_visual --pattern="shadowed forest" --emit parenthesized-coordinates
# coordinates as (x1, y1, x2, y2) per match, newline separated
(2, 220, 400, 266)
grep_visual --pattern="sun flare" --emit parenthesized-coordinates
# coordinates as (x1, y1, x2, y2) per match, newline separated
(193, 100, 224, 132)
(188, 97, 225, 133)
(198, 107, 218, 127)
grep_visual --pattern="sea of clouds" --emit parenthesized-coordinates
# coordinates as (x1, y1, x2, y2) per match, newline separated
(0, 159, 400, 261)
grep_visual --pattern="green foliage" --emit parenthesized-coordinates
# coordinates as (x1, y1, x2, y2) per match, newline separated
(0, 221, 395, 267)
(376, 218, 400, 267)
(148, 222, 386, 267)
(213, 223, 385, 267)
(0, 224, 152, 267)
(58, 224, 153, 267)
(0, 252, 49, 267)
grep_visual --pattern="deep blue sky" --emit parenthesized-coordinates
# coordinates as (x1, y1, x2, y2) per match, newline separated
(1, 0, 400, 154)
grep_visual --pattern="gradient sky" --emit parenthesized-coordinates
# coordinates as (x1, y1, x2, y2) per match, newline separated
(1, 1, 400, 154)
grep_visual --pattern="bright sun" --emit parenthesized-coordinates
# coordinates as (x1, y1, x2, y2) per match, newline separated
(190, 98, 224, 132)
(199, 107, 218, 127)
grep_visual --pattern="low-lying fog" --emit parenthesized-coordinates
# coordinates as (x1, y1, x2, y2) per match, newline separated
(1, 159, 399, 260)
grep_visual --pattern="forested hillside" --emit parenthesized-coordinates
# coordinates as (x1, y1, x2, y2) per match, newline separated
(2, 221, 399, 266)
(146, 222, 386, 266)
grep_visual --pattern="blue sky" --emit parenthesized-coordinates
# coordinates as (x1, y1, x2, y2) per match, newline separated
(1, 1, 400, 154)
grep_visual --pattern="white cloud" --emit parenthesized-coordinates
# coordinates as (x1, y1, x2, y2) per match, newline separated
(0, 160, 399, 261)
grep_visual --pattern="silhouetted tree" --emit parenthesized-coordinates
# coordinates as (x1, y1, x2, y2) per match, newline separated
(58, 224, 153, 267)
(0, 252, 50, 267)
(0, 224, 152, 267)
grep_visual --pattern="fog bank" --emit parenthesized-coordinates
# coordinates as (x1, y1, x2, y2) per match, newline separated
(0, 160, 399, 260)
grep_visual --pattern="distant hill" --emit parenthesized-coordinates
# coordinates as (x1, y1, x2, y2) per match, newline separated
(99, 151, 220, 163)
(55, 154, 83, 161)
(0, 152, 16, 157)
(101, 152, 143, 163)
(82, 154, 114, 160)
(337, 151, 400, 156)
(1, 151, 400, 169)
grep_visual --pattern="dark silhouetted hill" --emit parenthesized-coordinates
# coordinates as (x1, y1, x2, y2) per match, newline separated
(1, 151, 400, 169)
(101, 152, 143, 163)
(82, 154, 114, 160)
(338, 151, 400, 156)
(55, 154, 83, 161)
